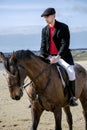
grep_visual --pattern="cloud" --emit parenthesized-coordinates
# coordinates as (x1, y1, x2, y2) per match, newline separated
(0, 0, 87, 33)
(0, 25, 42, 35)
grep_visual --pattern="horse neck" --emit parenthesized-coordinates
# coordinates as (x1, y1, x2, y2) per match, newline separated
(20, 55, 51, 91)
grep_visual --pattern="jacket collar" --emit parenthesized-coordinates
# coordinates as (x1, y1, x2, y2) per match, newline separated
(46, 20, 58, 37)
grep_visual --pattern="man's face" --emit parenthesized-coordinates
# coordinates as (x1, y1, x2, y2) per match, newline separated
(44, 14, 55, 25)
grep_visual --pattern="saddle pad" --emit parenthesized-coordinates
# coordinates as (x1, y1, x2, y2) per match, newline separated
(56, 64, 69, 88)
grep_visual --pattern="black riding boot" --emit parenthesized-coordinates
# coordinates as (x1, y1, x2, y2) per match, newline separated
(69, 80, 78, 106)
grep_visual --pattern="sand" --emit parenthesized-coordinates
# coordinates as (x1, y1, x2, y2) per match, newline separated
(0, 61, 87, 130)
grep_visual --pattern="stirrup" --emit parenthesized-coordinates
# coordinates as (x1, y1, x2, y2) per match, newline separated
(69, 97, 78, 107)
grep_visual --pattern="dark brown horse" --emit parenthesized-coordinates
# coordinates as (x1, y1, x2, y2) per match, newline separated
(0, 50, 87, 130)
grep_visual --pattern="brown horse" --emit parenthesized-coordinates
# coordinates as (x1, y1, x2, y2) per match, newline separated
(0, 50, 87, 130)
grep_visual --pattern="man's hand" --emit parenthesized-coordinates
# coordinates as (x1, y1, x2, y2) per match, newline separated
(50, 55, 61, 64)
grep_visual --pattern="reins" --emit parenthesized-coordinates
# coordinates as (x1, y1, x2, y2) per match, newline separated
(20, 63, 52, 103)
(22, 64, 52, 89)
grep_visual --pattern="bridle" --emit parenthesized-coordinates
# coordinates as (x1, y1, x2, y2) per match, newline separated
(6, 62, 52, 98)
(3, 58, 53, 108)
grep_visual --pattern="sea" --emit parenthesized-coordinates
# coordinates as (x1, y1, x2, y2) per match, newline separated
(0, 31, 87, 53)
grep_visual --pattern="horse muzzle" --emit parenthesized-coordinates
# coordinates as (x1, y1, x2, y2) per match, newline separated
(10, 88, 23, 100)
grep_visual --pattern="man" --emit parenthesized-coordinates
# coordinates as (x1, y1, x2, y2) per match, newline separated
(40, 7, 78, 106)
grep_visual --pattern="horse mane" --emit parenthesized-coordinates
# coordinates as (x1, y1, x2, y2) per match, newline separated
(15, 50, 34, 60)
(14, 50, 50, 64)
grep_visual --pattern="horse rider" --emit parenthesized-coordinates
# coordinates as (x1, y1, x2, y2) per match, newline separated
(40, 7, 78, 106)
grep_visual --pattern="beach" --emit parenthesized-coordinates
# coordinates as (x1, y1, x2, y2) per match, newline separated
(0, 61, 87, 130)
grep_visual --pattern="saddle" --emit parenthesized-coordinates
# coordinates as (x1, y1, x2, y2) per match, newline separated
(56, 63, 69, 96)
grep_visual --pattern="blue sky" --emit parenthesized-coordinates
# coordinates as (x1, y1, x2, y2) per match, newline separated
(0, 0, 87, 34)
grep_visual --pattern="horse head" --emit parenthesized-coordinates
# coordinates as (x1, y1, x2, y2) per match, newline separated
(0, 52, 27, 100)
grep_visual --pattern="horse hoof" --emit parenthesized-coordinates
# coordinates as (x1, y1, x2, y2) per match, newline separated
(69, 97, 78, 107)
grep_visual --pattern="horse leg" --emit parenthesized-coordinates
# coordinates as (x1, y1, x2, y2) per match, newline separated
(30, 106, 43, 130)
(53, 106, 62, 130)
(63, 106, 73, 130)
(80, 89, 87, 130)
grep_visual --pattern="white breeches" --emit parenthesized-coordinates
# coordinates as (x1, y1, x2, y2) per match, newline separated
(47, 55, 76, 81)
(58, 59, 76, 81)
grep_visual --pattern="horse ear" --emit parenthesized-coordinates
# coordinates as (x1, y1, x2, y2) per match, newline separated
(0, 52, 5, 62)
(10, 51, 17, 63)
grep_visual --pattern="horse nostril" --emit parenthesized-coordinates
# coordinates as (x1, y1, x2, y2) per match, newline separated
(15, 95, 20, 100)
